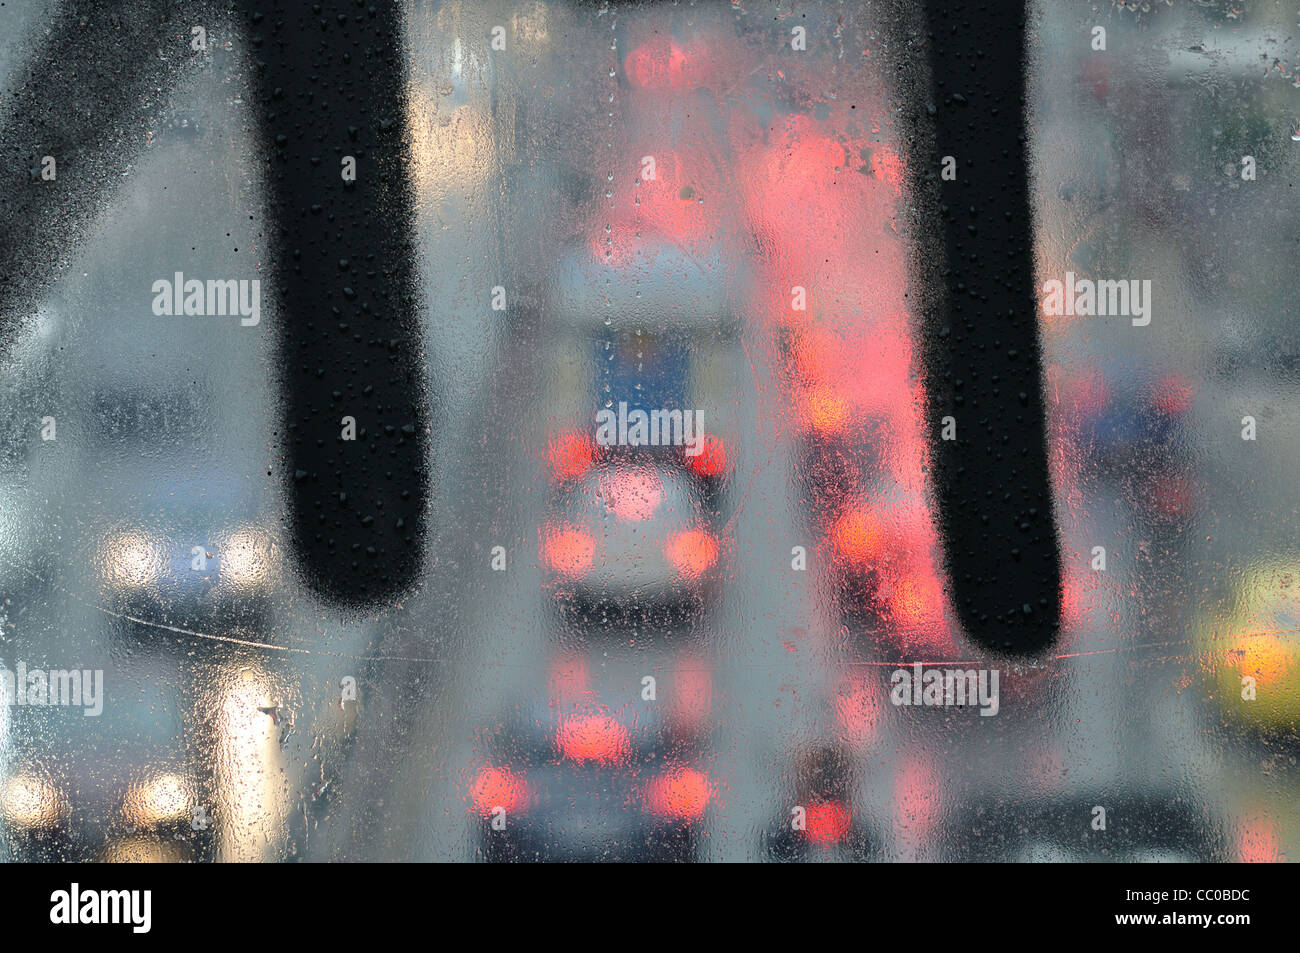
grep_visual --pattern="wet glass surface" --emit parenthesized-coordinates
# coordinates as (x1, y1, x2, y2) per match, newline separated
(0, 0, 1297, 862)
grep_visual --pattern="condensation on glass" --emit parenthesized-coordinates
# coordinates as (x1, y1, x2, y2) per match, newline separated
(0, 0, 1296, 862)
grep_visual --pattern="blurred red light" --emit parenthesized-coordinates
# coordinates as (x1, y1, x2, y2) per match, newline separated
(804, 801, 853, 845)
(624, 38, 705, 89)
(470, 766, 531, 818)
(884, 566, 946, 628)
(644, 766, 712, 820)
(1055, 364, 1111, 417)
(543, 526, 596, 576)
(684, 433, 729, 479)
(869, 146, 905, 193)
(1238, 816, 1280, 863)
(789, 328, 839, 382)
(664, 529, 720, 577)
(832, 507, 887, 569)
(557, 713, 631, 765)
(1150, 373, 1196, 417)
(548, 430, 595, 481)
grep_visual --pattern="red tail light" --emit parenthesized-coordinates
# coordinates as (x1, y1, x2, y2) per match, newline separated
(1238, 816, 1280, 863)
(831, 507, 887, 569)
(548, 430, 595, 482)
(884, 566, 946, 628)
(804, 801, 853, 845)
(664, 529, 719, 577)
(643, 766, 712, 820)
(684, 433, 729, 479)
(557, 713, 630, 765)
(543, 526, 595, 576)
(470, 766, 531, 817)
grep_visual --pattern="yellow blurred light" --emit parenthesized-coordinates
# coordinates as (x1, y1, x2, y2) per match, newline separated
(122, 772, 192, 826)
(1229, 633, 1294, 687)
(1198, 560, 1300, 729)
(99, 836, 193, 863)
(408, 101, 495, 205)
(0, 772, 63, 828)
(220, 527, 272, 590)
(804, 386, 850, 435)
(210, 665, 292, 862)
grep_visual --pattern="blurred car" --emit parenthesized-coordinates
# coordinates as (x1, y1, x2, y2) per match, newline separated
(68, 369, 279, 639)
(1060, 357, 1196, 480)
(766, 744, 879, 862)
(1057, 355, 1203, 539)
(469, 671, 712, 862)
(946, 792, 1225, 862)
(0, 655, 214, 862)
(822, 481, 954, 657)
(94, 496, 277, 639)
(541, 453, 722, 625)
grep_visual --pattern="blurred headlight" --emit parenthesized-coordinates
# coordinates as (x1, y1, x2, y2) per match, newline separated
(122, 771, 193, 826)
(99, 530, 161, 590)
(99, 836, 193, 863)
(0, 772, 63, 828)
(219, 527, 273, 591)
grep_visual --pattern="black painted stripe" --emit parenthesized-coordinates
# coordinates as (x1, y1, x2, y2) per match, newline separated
(240, 0, 429, 608)
(0, 2, 430, 609)
(0, 0, 190, 344)
(910, 0, 1062, 653)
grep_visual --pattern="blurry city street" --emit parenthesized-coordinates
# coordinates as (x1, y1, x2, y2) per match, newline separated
(0, 0, 1297, 862)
